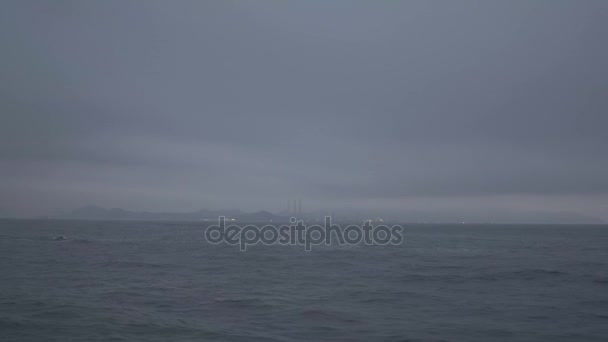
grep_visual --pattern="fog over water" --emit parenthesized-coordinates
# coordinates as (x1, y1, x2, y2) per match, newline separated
(1, 1, 607, 221)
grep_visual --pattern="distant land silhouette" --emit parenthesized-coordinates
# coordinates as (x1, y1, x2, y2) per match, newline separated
(28, 205, 605, 224)
(49, 205, 284, 222)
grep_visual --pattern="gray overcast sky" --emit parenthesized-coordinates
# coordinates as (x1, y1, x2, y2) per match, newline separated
(1, 1, 607, 219)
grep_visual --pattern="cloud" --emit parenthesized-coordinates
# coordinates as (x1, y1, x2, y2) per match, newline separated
(1, 0, 607, 218)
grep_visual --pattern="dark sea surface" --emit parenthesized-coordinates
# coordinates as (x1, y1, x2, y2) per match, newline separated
(1, 219, 608, 341)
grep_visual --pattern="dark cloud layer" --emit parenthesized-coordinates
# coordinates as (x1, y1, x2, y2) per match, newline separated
(1, 1, 607, 219)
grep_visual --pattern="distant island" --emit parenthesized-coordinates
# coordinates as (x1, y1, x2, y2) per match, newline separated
(49, 206, 284, 222)
(28, 205, 604, 224)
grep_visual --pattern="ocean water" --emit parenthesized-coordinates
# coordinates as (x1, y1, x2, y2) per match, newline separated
(1, 219, 608, 341)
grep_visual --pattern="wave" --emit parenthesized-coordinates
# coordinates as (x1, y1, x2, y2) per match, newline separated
(209, 297, 275, 310)
(592, 277, 608, 284)
(489, 269, 568, 280)
(100, 260, 171, 269)
(399, 268, 569, 282)
(31, 236, 95, 244)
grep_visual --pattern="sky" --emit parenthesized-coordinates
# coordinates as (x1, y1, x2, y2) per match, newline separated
(1, 1, 607, 220)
